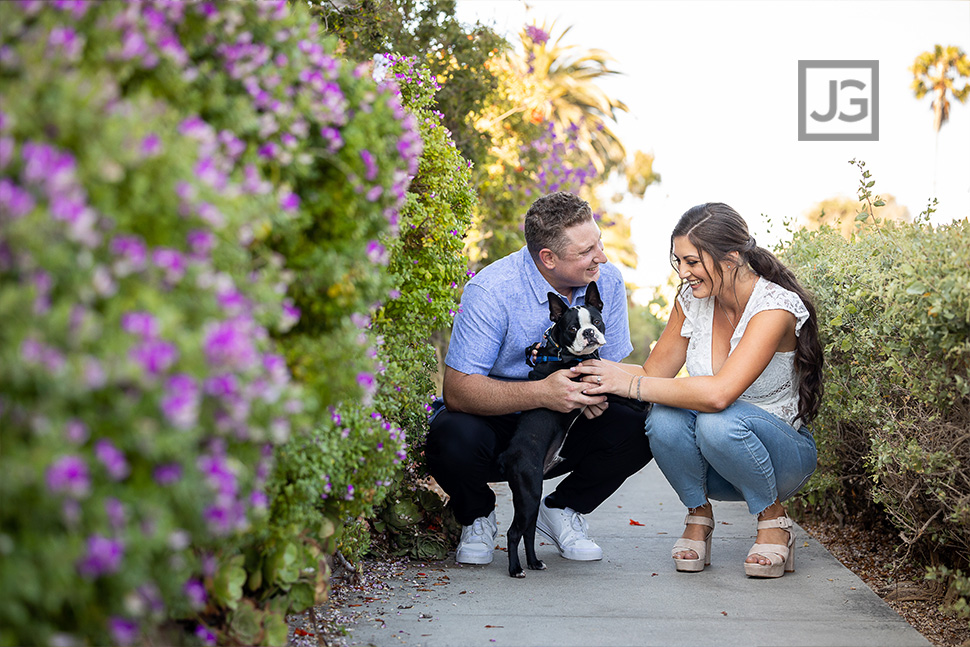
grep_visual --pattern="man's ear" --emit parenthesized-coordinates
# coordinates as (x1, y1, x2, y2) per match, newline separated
(538, 248, 557, 270)
(584, 281, 603, 311)
(547, 292, 568, 322)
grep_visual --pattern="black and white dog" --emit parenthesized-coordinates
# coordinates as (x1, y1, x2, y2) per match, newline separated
(497, 281, 649, 578)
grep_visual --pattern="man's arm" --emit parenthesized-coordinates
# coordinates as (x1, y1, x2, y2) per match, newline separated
(442, 366, 606, 416)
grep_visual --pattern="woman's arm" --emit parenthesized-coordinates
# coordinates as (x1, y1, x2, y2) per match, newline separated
(574, 309, 796, 412)
(568, 302, 689, 397)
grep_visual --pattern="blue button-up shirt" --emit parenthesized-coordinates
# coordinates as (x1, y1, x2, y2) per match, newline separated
(445, 246, 634, 381)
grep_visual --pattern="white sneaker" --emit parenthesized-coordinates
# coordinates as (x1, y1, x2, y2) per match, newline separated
(536, 498, 603, 561)
(455, 510, 497, 564)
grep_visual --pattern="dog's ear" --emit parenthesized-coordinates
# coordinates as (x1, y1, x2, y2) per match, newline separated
(547, 292, 568, 322)
(584, 281, 604, 312)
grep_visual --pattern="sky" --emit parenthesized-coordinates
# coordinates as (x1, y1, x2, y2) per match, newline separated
(454, 0, 970, 299)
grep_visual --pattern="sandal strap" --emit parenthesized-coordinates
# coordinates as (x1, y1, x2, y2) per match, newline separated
(683, 514, 715, 529)
(756, 515, 793, 531)
(747, 542, 789, 564)
(672, 537, 708, 558)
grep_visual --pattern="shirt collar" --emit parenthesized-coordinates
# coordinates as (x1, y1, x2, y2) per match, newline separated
(519, 246, 589, 307)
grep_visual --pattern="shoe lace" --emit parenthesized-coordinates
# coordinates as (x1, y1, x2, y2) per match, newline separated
(563, 510, 590, 541)
(464, 517, 493, 543)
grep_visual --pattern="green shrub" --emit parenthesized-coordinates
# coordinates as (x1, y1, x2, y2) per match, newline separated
(780, 163, 970, 617)
(0, 1, 421, 644)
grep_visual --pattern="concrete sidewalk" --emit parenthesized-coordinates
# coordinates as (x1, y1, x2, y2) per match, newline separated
(330, 462, 929, 646)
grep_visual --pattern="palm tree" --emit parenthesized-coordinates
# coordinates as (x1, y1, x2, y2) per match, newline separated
(515, 22, 629, 175)
(910, 45, 970, 192)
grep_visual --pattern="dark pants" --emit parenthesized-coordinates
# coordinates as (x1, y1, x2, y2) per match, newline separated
(425, 402, 653, 526)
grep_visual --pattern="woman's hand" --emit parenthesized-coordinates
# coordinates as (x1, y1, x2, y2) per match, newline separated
(570, 359, 637, 398)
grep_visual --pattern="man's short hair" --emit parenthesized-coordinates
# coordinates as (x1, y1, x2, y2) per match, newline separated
(524, 192, 594, 258)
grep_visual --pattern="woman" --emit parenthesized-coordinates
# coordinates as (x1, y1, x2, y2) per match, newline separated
(573, 203, 822, 578)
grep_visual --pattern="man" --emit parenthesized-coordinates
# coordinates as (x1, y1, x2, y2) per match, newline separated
(426, 191, 653, 565)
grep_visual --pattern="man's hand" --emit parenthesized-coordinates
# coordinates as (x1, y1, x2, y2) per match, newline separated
(542, 368, 608, 413)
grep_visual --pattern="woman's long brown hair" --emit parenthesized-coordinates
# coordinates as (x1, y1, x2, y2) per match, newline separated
(671, 203, 823, 425)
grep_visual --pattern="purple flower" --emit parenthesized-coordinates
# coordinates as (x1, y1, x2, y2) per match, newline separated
(95, 439, 130, 481)
(242, 164, 271, 195)
(108, 617, 138, 647)
(130, 339, 178, 375)
(187, 229, 214, 258)
(320, 127, 343, 153)
(121, 311, 158, 338)
(280, 300, 299, 330)
(184, 579, 207, 609)
(0, 179, 35, 220)
(250, 490, 268, 509)
(152, 247, 186, 283)
(360, 149, 377, 181)
(141, 133, 162, 157)
(83, 357, 106, 389)
(153, 463, 182, 485)
(203, 497, 245, 534)
(194, 157, 226, 190)
(0, 137, 13, 170)
(105, 497, 126, 529)
(65, 419, 88, 444)
(198, 453, 237, 496)
(46, 455, 90, 498)
(77, 534, 124, 578)
(110, 235, 148, 274)
(203, 319, 258, 370)
(48, 25, 84, 60)
(204, 373, 238, 398)
(279, 191, 300, 211)
(195, 625, 216, 646)
(196, 202, 225, 228)
(178, 116, 211, 140)
(161, 374, 200, 430)
(366, 240, 388, 265)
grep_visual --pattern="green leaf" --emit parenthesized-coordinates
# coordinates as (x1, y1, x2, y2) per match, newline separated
(906, 282, 929, 295)
(229, 600, 263, 645)
(213, 554, 247, 610)
(263, 610, 290, 647)
(286, 581, 316, 614)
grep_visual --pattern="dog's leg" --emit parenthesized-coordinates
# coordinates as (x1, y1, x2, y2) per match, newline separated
(523, 471, 546, 571)
(505, 469, 527, 578)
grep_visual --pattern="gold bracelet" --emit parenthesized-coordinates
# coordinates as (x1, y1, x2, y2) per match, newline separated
(636, 376, 643, 402)
(627, 375, 635, 399)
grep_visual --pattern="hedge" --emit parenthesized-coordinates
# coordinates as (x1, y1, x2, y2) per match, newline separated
(0, 1, 430, 644)
(781, 174, 970, 617)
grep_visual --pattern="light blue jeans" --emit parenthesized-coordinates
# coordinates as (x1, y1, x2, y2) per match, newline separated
(644, 401, 817, 515)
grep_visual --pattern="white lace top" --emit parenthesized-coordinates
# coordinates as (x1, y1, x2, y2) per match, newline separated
(678, 278, 810, 428)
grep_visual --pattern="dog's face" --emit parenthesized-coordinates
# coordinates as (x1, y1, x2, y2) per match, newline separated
(547, 281, 607, 357)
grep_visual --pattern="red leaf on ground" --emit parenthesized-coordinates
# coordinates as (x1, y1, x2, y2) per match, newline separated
(629, 519, 645, 526)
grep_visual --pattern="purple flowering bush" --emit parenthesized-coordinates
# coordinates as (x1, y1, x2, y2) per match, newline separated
(367, 55, 474, 559)
(1, 1, 419, 645)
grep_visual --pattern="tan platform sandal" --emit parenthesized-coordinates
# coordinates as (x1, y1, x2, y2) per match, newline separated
(671, 513, 715, 572)
(744, 515, 795, 578)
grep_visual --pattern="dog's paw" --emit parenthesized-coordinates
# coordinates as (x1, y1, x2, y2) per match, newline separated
(528, 560, 546, 571)
(510, 569, 526, 578)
